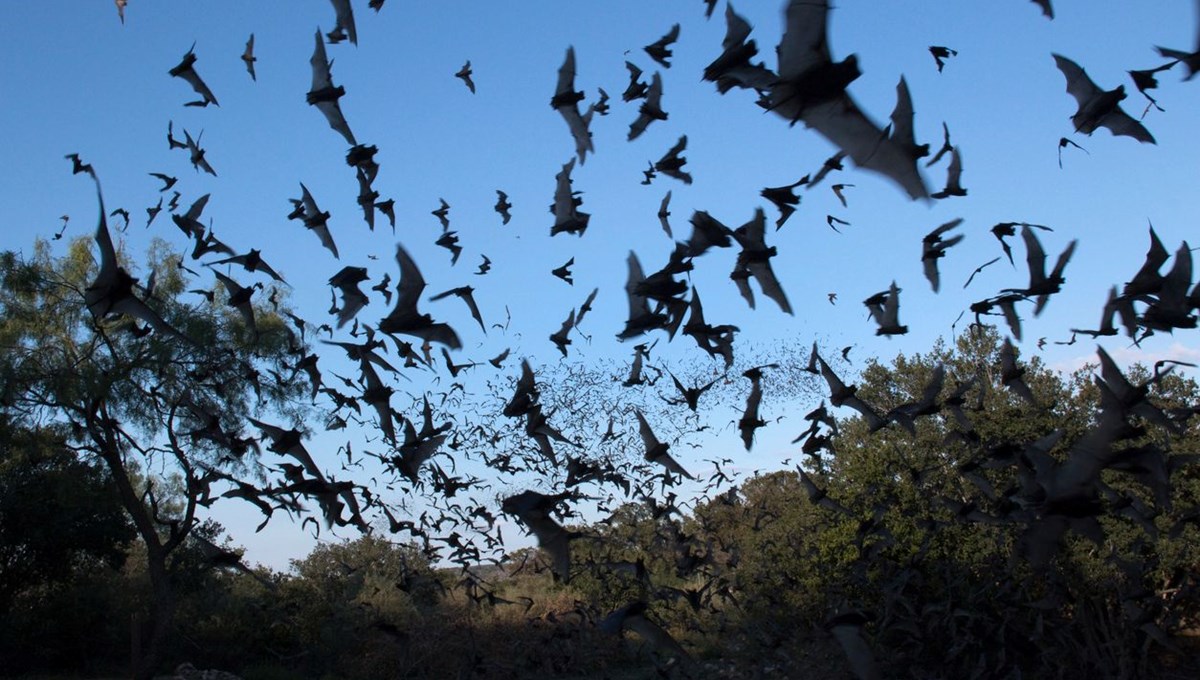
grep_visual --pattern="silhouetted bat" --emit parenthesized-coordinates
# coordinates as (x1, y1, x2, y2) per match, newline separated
(922, 218, 964, 292)
(169, 43, 219, 107)
(864, 281, 907, 336)
(183, 129, 216, 176)
(308, 29, 357, 145)
(628, 72, 666, 140)
(1052, 54, 1155, 143)
(550, 158, 590, 236)
(931, 146, 966, 198)
(327, 0, 358, 44)
(242, 34, 257, 81)
(429, 285, 485, 333)
(494, 190, 512, 224)
(289, 183, 339, 258)
(328, 266, 369, 328)
(730, 208, 791, 314)
(623, 60, 649, 101)
(552, 47, 594, 163)
(703, 3, 777, 94)
(658, 190, 673, 238)
(654, 135, 692, 184)
(644, 23, 680, 68)
(768, 1, 929, 200)
(929, 46, 957, 72)
(455, 60, 475, 93)
(379, 245, 462, 349)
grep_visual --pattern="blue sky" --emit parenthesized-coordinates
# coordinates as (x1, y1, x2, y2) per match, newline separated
(2, 1, 1198, 570)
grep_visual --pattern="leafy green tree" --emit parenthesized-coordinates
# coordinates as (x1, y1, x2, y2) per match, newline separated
(0, 235, 313, 679)
(710, 327, 1200, 678)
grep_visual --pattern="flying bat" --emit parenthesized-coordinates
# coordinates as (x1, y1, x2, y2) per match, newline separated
(82, 171, 193, 344)
(551, 257, 574, 285)
(929, 45, 958, 72)
(168, 43, 219, 107)
(657, 191, 673, 238)
(242, 34, 257, 81)
(429, 285, 486, 333)
(308, 29, 357, 145)
(761, 177, 808, 230)
(730, 208, 792, 314)
(703, 3, 778, 94)
(622, 60, 649, 101)
(455, 60, 475, 93)
(1057, 137, 1089, 168)
(494, 190, 512, 224)
(635, 410, 693, 479)
(183, 129, 216, 176)
(644, 23, 680, 68)
(930, 146, 967, 199)
(628, 71, 667, 141)
(551, 47, 594, 164)
(767, 1, 929, 200)
(379, 245, 461, 349)
(209, 249, 286, 283)
(922, 218, 965, 292)
(550, 158, 590, 236)
(1052, 54, 1155, 144)
(1003, 225, 1078, 315)
(327, 0, 358, 44)
(654, 135, 692, 184)
(864, 281, 907, 336)
(328, 266, 369, 329)
(289, 183, 339, 259)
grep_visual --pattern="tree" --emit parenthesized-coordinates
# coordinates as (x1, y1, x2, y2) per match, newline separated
(0, 417, 134, 608)
(0, 231, 316, 679)
(702, 327, 1200, 677)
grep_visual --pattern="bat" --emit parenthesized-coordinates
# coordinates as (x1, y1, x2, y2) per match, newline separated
(654, 135, 692, 184)
(551, 257, 574, 285)
(768, 1, 929, 200)
(242, 34, 257, 81)
(628, 71, 666, 140)
(183, 129, 216, 176)
(327, 0, 358, 44)
(1052, 54, 1155, 143)
(863, 281, 907, 336)
(429, 285, 486, 333)
(328, 266, 370, 328)
(308, 29, 357, 145)
(922, 218, 965, 292)
(288, 183, 339, 258)
(550, 158, 590, 236)
(455, 60, 475, 93)
(82, 171, 193, 344)
(644, 23, 680, 68)
(929, 45, 958, 72)
(930, 146, 966, 198)
(378, 245, 462, 349)
(551, 47, 594, 164)
(168, 43, 219, 107)
(209, 249, 286, 283)
(635, 410, 693, 479)
(657, 190, 673, 238)
(761, 177, 808, 230)
(622, 60, 649, 101)
(703, 3, 777, 94)
(494, 190, 512, 224)
(730, 208, 792, 314)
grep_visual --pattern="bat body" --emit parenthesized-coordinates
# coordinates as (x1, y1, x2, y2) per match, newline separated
(308, 30, 357, 145)
(379, 245, 462, 349)
(1052, 54, 1155, 144)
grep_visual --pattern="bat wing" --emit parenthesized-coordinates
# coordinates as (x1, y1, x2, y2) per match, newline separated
(393, 245, 427, 317)
(801, 95, 929, 200)
(1052, 54, 1102, 107)
(1099, 109, 1156, 143)
(777, 0, 832, 80)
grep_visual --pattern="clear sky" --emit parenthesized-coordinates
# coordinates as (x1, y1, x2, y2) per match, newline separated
(2, 0, 1198, 570)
